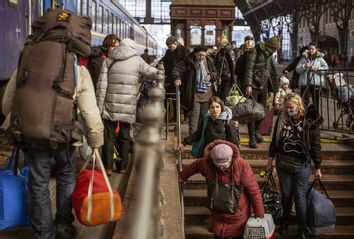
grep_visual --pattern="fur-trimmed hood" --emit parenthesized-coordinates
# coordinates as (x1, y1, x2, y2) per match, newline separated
(302, 51, 325, 60)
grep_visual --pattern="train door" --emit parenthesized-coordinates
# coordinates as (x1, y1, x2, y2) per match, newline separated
(0, 0, 29, 80)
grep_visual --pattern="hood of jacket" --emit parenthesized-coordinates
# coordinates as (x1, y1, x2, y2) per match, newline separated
(109, 39, 137, 60)
(302, 51, 325, 59)
(217, 106, 232, 120)
(203, 139, 240, 165)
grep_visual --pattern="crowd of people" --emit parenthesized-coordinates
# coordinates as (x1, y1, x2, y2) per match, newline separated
(1, 9, 331, 239)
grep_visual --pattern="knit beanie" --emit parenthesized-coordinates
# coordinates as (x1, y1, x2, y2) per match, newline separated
(211, 144, 233, 167)
(266, 36, 281, 51)
(166, 36, 177, 46)
(279, 76, 290, 87)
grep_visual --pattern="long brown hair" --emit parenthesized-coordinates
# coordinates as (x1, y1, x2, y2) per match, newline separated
(102, 34, 120, 50)
(208, 96, 224, 112)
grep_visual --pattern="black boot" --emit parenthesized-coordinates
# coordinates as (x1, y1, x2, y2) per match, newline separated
(249, 136, 257, 148)
(255, 132, 264, 143)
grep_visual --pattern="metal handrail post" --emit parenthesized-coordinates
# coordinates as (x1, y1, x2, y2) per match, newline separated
(176, 85, 185, 239)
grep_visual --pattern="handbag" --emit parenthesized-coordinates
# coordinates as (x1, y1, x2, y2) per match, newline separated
(72, 149, 122, 226)
(207, 164, 243, 214)
(232, 97, 265, 124)
(307, 177, 336, 235)
(0, 146, 31, 229)
(276, 154, 305, 174)
(191, 115, 209, 158)
(260, 172, 282, 224)
(225, 84, 246, 107)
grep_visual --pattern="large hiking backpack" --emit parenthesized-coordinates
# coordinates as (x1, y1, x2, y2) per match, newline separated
(9, 9, 92, 145)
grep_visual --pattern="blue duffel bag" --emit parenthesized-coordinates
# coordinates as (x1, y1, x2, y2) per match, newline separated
(307, 177, 336, 235)
(0, 146, 31, 229)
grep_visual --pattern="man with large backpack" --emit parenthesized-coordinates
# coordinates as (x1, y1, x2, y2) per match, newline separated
(2, 10, 103, 239)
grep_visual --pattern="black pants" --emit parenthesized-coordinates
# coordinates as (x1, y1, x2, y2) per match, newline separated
(247, 87, 267, 136)
(301, 85, 320, 108)
(116, 122, 132, 169)
(102, 119, 117, 170)
(218, 80, 233, 103)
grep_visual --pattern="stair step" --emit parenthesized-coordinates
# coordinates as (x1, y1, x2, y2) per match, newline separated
(184, 174, 354, 190)
(180, 159, 354, 175)
(184, 206, 354, 225)
(185, 224, 354, 239)
(180, 143, 354, 161)
(183, 189, 354, 207)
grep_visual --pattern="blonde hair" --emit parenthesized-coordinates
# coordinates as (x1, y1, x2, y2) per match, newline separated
(217, 35, 228, 48)
(280, 92, 306, 120)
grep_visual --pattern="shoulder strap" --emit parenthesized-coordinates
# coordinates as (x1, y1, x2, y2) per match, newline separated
(108, 59, 118, 74)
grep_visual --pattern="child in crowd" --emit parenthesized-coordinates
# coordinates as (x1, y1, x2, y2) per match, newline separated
(275, 76, 292, 110)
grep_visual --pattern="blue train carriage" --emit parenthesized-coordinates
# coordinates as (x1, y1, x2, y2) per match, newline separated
(0, 0, 159, 82)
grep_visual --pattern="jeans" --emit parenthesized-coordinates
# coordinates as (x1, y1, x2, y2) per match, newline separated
(189, 101, 209, 134)
(277, 162, 312, 233)
(27, 144, 76, 239)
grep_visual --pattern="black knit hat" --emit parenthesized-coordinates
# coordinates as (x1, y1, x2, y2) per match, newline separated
(193, 46, 208, 54)
(166, 36, 177, 46)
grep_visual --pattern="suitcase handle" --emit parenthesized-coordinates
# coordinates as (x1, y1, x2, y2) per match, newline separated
(85, 149, 115, 222)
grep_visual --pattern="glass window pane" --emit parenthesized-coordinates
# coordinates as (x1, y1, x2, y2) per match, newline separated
(190, 25, 201, 46)
(105, 10, 109, 34)
(82, 0, 87, 16)
(204, 25, 216, 46)
(92, 1, 96, 31)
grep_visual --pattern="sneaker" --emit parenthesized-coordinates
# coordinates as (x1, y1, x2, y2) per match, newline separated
(249, 136, 257, 148)
(255, 132, 264, 143)
(55, 224, 77, 239)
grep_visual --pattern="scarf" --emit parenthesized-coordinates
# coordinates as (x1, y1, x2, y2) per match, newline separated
(196, 61, 211, 92)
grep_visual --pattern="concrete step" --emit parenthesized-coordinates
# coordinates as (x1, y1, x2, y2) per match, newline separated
(184, 206, 354, 225)
(183, 189, 354, 208)
(185, 224, 354, 239)
(184, 174, 354, 191)
(180, 158, 354, 175)
(180, 142, 354, 161)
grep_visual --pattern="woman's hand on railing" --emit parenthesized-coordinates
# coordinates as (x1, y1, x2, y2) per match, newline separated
(175, 79, 182, 86)
(176, 143, 185, 152)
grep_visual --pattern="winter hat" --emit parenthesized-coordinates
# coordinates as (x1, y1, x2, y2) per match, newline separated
(120, 38, 137, 49)
(166, 36, 178, 46)
(244, 35, 255, 49)
(193, 46, 208, 54)
(211, 144, 233, 167)
(265, 36, 281, 51)
(279, 76, 290, 86)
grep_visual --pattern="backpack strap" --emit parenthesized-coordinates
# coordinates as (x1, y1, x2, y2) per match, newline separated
(108, 59, 119, 75)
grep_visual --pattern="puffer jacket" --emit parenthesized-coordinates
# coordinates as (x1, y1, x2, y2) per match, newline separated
(243, 43, 278, 92)
(96, 39, 158, 124)
(179, 140, 264, 237)
(215, 46, 236, 82)
(296, 51, 328, 87)
(2, 66, 104, 148)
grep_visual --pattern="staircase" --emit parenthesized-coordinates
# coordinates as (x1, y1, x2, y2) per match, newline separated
(181, 142, 354, 239)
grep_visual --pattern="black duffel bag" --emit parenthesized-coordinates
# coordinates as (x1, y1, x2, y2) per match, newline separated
(232, 97, 265, 124)
(260, 172, 283, 224)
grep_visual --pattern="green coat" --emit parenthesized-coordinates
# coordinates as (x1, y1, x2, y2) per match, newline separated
(242, 43, 278, 92)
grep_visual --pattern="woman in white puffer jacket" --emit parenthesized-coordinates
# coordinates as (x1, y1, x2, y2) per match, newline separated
(96, 38, 158, 174)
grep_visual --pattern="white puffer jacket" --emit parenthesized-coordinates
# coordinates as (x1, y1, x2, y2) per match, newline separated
(96, 38, 158, 124)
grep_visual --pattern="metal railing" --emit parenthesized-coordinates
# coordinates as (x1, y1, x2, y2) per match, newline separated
(303, 68, 354, 133)
(176, 85, 185, 239)
(129, 64, 165, 239)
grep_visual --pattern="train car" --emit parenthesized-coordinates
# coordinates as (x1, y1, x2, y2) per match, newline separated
(0, 0, 159, 82)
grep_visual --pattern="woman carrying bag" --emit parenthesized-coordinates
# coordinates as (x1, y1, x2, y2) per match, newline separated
(267, 92, 323, 239)
(179, 140, 264, 239)
(177, 96, 239, 157)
